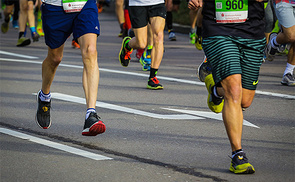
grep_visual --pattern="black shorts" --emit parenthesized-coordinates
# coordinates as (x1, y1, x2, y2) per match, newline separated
(4, 0, 19, 6)
(129, 3, 166, 28)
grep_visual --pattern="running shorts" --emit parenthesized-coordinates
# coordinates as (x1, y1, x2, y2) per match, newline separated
(274, 2, 295, 28)
(41, 0, 100, 49)
(202, 36, 266, 90)
(128, 3, 166, 29)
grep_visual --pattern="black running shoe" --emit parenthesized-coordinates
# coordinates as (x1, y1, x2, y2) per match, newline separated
(82, 112, 106, 136)
(119, 36, 133, 67)
(229, 151, 255, 174)
(35, 91, 51, 129)
(147, 77, 163, 90)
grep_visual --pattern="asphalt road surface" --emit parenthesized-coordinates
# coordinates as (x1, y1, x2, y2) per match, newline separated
(0, 8, 294, 182)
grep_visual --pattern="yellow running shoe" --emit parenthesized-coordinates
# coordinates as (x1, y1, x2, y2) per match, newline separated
(229, 151, 255, 174)
(195, 34, 203, 50)
(204, 74, 224, 113)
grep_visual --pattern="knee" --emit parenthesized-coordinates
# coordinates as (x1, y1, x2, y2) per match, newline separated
(136, 40, 147, 50)
(153, 32, 164, 44)
(223, 85, 242, 104)
(82, 45, 97, 61)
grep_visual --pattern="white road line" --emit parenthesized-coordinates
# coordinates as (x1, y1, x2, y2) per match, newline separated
(50, 92, 203, 120)
(0, 50, 38, 59)
(163, 108, 260, 128)
(0, 127, 113, 161)
(1, 57, 294, 99)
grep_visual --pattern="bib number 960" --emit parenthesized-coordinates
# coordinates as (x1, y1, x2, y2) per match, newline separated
(226, 0, 244, 10)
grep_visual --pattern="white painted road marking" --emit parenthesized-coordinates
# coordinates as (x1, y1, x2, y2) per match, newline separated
(0, 50, 38, 59)
(50, 92, 203, 120)
(163, 108, 260, 128)
(0, 127, 113, 161)
(34, 92, 258, 128)
(1, 57, 294, 99)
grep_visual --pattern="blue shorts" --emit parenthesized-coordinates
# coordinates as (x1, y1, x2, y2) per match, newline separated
(41, 0, 100, 49)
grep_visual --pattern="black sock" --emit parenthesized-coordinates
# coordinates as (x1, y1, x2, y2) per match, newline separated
(149, 68, 158, 79)
(18, 32, 25, 39)
(197, 26, 202, 36)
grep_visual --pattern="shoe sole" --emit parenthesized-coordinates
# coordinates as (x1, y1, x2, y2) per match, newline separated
(82, 121, 106, 136)
(35, 91, 51, 129)
(147, 85, 163, 90)
(230, 165, 255, 174)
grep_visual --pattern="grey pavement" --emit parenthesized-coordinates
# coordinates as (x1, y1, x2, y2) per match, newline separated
(0, 4, 294, 182)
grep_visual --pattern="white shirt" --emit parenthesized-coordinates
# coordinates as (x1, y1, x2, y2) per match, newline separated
(129, 0, 164, 6)
(42, 0, 62, 6)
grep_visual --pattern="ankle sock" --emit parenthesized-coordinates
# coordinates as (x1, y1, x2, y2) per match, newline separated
(213, 86, 223, 98)
(232, 149, 243, 158)
(86, 108, 96, 120)
(271, 36, 279, 48)
(39, 90, 51, 102)
(283, 63, 295, 76)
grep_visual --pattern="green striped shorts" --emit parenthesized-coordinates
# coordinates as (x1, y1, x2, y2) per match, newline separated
(202, 36, 266, 90)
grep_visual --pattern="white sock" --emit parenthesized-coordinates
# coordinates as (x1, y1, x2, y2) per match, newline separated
(86, 108, 96, 120)
(271, 36, 279, 48)
(283, 63, 295, 76)
(213, 86, 223, 98)
(39, 90, 51, 102)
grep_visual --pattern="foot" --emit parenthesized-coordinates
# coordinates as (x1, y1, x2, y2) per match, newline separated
(72, 40, 80, 49)
(168, 30, 176, 41)
(147, 77, 163, 90)
(197, 56, 212, 82)
(82, 112, 106, 136)
(17, 37, 31, 47)
(119, 37, 133, 67)
(1, 22, 9, 33)
(264, 33, 278, 61)
(204, 74, 224, 113)
(35, 91, 51, 129)
(229, 151, 255, 174)
(281, 73, 295, 86)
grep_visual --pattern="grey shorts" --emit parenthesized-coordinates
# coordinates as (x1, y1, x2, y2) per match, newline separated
(274, 2, 295, 28)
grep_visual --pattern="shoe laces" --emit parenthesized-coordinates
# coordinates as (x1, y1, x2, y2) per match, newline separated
(124, 48, 133, 60)
(151, 77, 160, 84)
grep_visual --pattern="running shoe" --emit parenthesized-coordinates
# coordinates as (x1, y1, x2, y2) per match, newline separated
(72, 39, 80, 49)
(204, 74, 224, 113)
(195, 34, 203, 50)
(197, 56, 212, 82)
(147, 77, 163, 90)
(229, 151, 255, 174)
(189, 32, 196, 44)
(281, 73, 295, 86)
(82, 112, 106, 136)
(32, 32, 40, 42)
(168, 30, 176, 41)
(119, 36, 133, 67)
(12, 20, 19, 29)
(16, 37, 31, 47)
(35, 91, 51, 129)
(264, 33, 278, 61)
(37, 27, 44, 37)
(139, 49, 151, 71)
(1, 22, 9, 33)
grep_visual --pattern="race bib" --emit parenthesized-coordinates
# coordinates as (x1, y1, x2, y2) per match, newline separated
(62, 0, 87, 13)
(215, 0, 248, 23)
